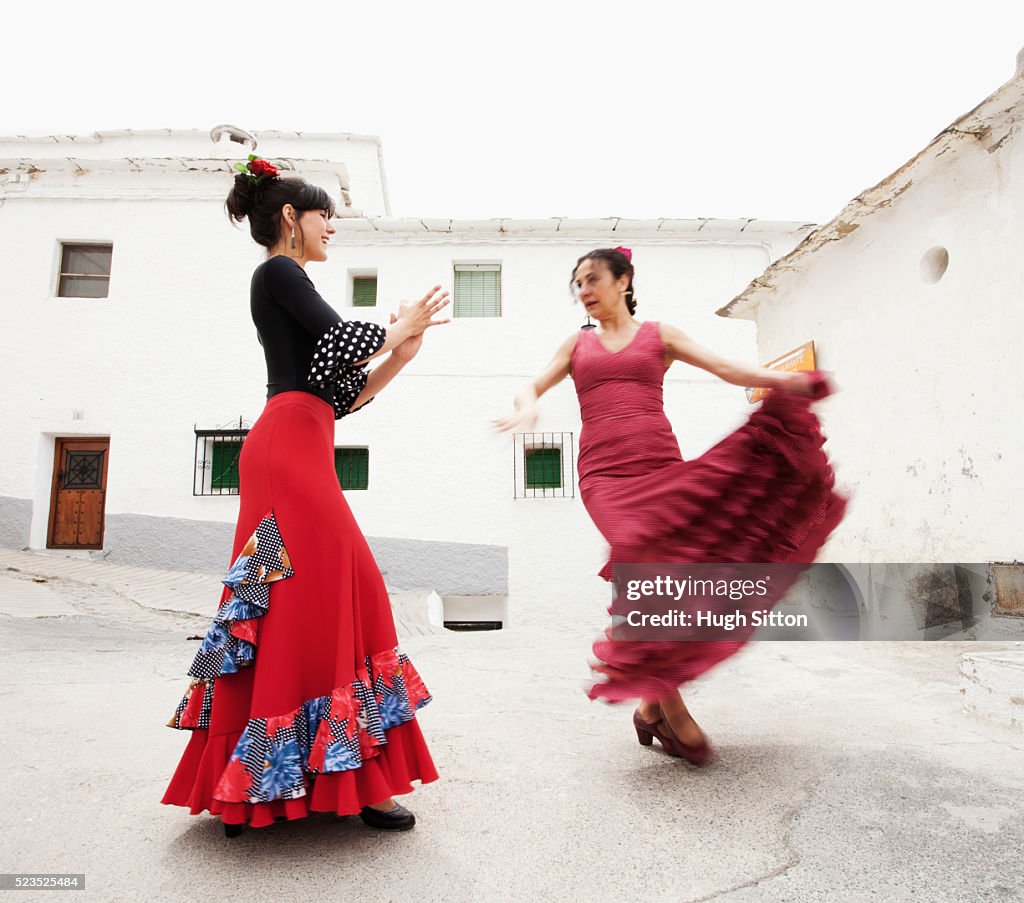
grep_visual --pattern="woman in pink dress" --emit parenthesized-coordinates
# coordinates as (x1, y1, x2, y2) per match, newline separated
(498, 247, 845, 765)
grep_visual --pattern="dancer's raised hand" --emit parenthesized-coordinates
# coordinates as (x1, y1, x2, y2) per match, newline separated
(494, 402, 539, 433)
(397, 285, 450, 336)
(777, 371, 831, 399)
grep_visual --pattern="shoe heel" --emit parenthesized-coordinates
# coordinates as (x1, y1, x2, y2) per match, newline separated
(635, 725, 654, 746)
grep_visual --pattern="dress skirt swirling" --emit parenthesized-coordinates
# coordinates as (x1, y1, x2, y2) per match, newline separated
(572, 323, 847, 703)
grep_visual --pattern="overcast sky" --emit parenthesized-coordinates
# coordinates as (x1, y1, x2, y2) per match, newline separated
(5, 1, 1023, 224)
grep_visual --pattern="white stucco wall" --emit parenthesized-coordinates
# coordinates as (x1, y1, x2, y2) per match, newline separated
(0, 132, 813, 619)
(734, 104, 1024, 563)
(316, 230, 796, 619)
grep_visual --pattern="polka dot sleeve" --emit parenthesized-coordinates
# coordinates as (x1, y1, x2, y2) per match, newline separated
(309, 321, 387, 418)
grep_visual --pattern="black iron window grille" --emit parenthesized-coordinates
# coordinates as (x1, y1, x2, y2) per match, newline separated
(335, 447, 369, 490)
(62, 450, 106, 489)
(194, 423, 371, 496)
(513, 432, 575, 499)
(194, 418, 250, 496)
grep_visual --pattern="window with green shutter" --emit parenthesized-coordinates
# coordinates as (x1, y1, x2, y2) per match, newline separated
(525, 447, 562, 489)
(193, 424, 250, 496)
(453, 264, 501, 317)
(335, 447, 369, 490)
(514, 432, 575, 499)
(210, 440, 243, 492)
(352, 276, 377, 307)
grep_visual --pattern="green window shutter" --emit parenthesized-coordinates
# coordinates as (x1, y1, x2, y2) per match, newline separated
(453, 265, 501, 317)
(352, 277, 377, 307)
(335, 447, 369, 490)
(211, 441, 242, 492)
(525, 448, 562, 489)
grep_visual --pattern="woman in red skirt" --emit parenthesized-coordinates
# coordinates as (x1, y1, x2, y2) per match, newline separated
(163, 156, 448, 834)
(498, 247, 845, 766)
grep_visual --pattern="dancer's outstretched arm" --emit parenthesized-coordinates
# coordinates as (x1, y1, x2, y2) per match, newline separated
(659, 324, 815, 395)
(495, 332, 579, 432)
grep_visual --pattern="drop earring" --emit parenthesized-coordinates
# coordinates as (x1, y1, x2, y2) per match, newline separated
(290, 228, 296, 250)
(581, 315, 595, 330)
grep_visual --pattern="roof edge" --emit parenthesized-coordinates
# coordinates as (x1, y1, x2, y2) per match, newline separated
(717, 66, 1024, 319)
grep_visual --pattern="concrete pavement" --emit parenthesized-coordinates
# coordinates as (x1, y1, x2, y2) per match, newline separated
(0, 550, 1022, 902)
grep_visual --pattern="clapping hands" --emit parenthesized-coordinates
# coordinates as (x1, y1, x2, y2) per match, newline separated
(398, 285, 450, 336)
(391, 285, 451, 363)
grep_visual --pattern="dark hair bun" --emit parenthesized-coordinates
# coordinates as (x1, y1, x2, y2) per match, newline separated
(225, 172, 256, 223)
(224, 170, 337, 249)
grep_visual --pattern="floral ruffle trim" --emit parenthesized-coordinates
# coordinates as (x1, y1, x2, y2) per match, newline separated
(210, 648, 431, 804)
(167, 512, 291, 729)
(167, 510, 432, 803)
(168, 677, 215, 730)
(185, 512, 292, 681)
(308, 321, 387, 419)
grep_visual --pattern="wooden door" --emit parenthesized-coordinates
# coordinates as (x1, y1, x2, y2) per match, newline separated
(47, 437, 110, 549)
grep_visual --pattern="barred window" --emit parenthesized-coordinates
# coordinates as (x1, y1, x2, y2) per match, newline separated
(210, 440, 243, 492)
(453, 263, 501, 317)
(194, 423, 249, 496)
(194, 431, 369, 495)
(514, 433, 575, 499)
(335, 447, 369, 490)
(58, 243, 113, 298)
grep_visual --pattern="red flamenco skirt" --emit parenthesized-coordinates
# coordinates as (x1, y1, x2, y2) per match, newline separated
(162, 392, 438, 827)
(585, 375, 847, 703)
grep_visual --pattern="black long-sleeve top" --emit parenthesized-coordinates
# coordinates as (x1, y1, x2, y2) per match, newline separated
(250, 255, 386, 418)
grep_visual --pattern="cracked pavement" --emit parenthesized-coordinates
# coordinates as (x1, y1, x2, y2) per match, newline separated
(0, 555, 1022, 902)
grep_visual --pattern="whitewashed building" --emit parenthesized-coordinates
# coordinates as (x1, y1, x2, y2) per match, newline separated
(0, 126, 814, 625)
(719, 54, 1024, 619)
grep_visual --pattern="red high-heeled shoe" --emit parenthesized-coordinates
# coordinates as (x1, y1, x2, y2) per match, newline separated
(633, 709, 715, 766)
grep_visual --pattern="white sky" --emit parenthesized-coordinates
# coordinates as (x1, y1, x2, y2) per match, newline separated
(5, 0, 1023, 224)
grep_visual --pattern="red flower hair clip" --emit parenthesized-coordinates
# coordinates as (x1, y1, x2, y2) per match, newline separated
(234, 153, 279, 186)
(614, 245, 633, 262)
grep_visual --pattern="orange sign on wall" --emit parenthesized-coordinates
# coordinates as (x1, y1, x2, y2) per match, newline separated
(746, 341, 816, 404)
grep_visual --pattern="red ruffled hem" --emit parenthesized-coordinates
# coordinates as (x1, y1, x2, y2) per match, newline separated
(588, 491, 847, 702)
(162, 719, 439, 828)
(586, 373, 848, 702)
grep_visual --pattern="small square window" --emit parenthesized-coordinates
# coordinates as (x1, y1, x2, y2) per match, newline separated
(454, 263, 501, 317)
(59, 243, 113, 298)
(353, 276, 377, 307)
(210, 440, 243, 492)
(514, 432, 575, 499)
(335, 447, 369, 490)
(525, 448, 562, 489)
(194, 427, 249, 496)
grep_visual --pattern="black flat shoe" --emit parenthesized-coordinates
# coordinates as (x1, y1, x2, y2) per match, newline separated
(224, 822, 244, 838)
(359, 803, 416, 831)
